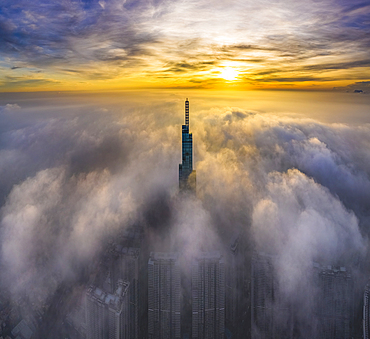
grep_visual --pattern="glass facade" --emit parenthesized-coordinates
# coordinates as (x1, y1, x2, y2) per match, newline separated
(179, 99, 196, 191)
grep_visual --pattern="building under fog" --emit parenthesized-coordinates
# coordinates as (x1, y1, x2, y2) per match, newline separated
(364, 284, 370, 339)
(251, 254, 355, 339)
(179, 98, 196, 192)
(148, 252, 181, 339)
(251, 252, 293, 339)
(314, 263, 354, 339)
(191, 252, 225, 339)
(225, 234, 239, 332)
(110, 246, 140, 339)
(86, 280, 130, 339)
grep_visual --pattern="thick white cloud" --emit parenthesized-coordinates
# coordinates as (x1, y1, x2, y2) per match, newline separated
(252, 169, 364, 292)
(0, 96, 369, 331)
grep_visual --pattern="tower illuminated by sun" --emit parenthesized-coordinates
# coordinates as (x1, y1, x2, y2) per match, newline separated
(179, 99, 196, 192)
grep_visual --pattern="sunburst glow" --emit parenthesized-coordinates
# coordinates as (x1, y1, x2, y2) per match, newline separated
(0, 0, 369, 91)
(219, 67, 239, 81)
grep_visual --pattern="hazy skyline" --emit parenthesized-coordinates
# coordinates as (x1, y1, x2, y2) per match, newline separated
(1, 0, 370, 92)
(1, 92, 369, 289)
(0, 91, 369, 337)
(1, 1, 370, 338)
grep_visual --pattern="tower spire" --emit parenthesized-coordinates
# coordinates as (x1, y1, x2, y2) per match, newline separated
(185, 98, 189, 126)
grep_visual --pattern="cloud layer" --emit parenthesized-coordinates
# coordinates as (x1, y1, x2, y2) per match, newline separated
(0, 95, 369, 333)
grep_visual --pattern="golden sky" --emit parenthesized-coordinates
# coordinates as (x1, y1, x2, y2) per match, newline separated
(1, 0, 370, 92)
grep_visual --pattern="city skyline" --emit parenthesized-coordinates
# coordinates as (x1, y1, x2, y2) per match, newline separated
(0, 0, 370, 338)
(0, 90, 369, 338)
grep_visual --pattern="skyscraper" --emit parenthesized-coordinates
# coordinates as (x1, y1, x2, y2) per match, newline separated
(86, 280, 130, 339)
(110, 246, 140, 339)
(179, 98, 196, 192)
(314, 263, 354, 339)
(226, 232, 246, 335)
(191, 252, 225, 339)
(364, 284, 370, 339)
(148, 252, 181, 339)
(251, 252, 293, 339)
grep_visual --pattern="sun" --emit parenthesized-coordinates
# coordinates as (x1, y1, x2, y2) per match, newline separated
(219, 67, 239, 81)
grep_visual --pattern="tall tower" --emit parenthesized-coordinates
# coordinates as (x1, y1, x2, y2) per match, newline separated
(148, 252, 181, 339)
(179, 99, 196, 192)
(314, 264, 354, 339)
(364, 284, 370, 339)
(110, 246, 140, 339)
(192, 252, 225, 339)
(251, 252, 293, 338)
(85, 280, 130, 339)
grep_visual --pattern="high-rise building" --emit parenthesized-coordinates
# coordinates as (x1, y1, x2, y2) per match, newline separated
(226, 232, 251, 338)
(364, 284, 370, 339)
(252, 255, 354, 339)
(314, 263, 354, 339)
(179, 98, 196, 192)
(148, 252, 181, 339)
(191, 252, 225, 339)
(110, 246, 140, 339)
(226, 233, 239, 332)
(86, 280, 130, 339)
(251, 252, 293, 339)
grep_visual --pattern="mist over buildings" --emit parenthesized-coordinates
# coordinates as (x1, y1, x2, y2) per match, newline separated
(0, 92, 369, 336)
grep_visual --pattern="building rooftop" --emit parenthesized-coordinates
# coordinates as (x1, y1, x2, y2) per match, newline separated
(313, 262, 351, 277)
(192, 251, 225, 264)
(11, 320, 33, 339)
(194, 251, 222, 259)
(87, 281, 130, 311)
(230, 232, 240, 252)
(113, 245, 140, 258)
(149, 252, 179, 261)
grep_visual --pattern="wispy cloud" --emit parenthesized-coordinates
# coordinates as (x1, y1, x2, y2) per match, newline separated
(0, 0, 369, 90)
